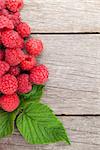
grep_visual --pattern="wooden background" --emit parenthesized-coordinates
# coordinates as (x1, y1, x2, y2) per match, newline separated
(0, 0, 100, 149)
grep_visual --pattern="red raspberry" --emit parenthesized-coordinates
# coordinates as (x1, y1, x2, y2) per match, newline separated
(0, 50, 4, 60)
(0, 61, 10, 77)
(16, 22, 31, 38)
(0, 10, 21, 26)
(20, 55, 36, 71)
(0, 74, 18, 95)
(0, 94, 20, 112)
(9, 66, 20, 76)
(0, 0, 5, 10)
(0, 15, 14, 29)
(5, 48, 25, 66)
(5, 0, 23, 12)
(9, 12, 21, 27)
(26, 38, 43, 56)
(30, 65, 49, 84)
(17, 74, 32, 94)
(1, 30, 24, 48)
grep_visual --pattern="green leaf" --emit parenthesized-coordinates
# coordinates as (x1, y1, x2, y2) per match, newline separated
(19, 85, 44, 103)
(0, 110, 16, 138)
(16, 103, 70, 144)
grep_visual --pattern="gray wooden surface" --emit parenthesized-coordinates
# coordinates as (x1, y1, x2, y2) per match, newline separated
(0, 0, 100, 150)
(39, 34, 100, 115)
(21, 0, 100, 33)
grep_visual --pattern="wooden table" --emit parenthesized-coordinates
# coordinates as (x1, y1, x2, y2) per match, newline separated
(0, 0, 100, 149)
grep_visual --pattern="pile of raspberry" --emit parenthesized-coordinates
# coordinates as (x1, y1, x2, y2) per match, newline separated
(0, 0, 49, 112)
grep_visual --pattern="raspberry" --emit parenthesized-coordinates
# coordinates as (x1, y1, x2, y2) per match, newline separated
(20, 55, 36, 71)
(16, 22, 31, 38)
(0, 61, 10, 77)
(0, 50, 4, 60)
(17, 74, 32, 94)
(5, 0, 23, 12)
(0, 15, 14, 29)
(5, 48, 25, 66)
(0, 10, 21, 26)
(0, 94, 20, 112)
(9, 12, 21, 27)
(9, 66, 20, 76)
(0, 74, 18, 95)
(0, 0, 5, 10)
(1, 30, 24, 48)
(26, 38, 43, 56)
(30, 65, 49, 84)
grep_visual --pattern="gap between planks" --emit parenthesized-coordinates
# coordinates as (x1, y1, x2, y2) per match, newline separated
(56, 114, 100, 116)
(31, 32, 100, 34)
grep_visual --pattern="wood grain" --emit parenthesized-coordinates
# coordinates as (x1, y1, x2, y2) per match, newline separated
(21, 0, 100, 33)
(0, 116, 100, 150)
(30, 34, 100, 115)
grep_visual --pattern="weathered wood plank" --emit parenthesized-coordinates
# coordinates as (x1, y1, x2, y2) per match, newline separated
(21, 0, 100, 33)
(32, 34, 100, 115)
(0, 116, 100, 150)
